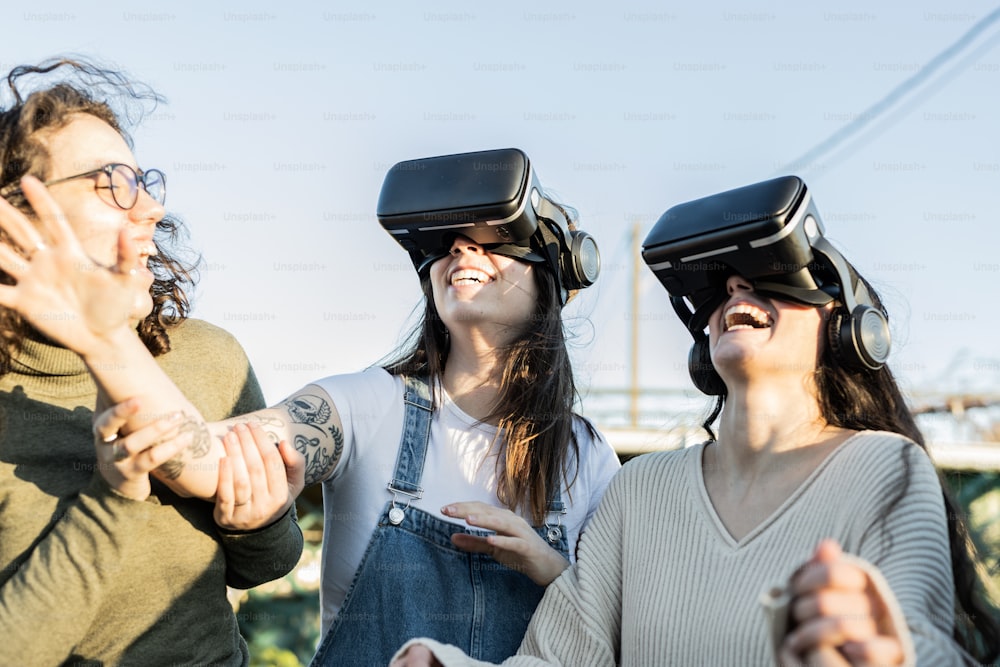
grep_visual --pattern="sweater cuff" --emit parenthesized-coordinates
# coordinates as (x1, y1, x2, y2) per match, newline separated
(215, 505, 293, 537)
(217, 507, 303, 588)
(759, 553, 916, 667)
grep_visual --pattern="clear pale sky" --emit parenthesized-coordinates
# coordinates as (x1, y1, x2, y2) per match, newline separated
(4, 1, 999, 430)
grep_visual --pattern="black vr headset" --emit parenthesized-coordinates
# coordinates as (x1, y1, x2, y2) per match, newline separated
(641, 175, 890, 395)
(376, 148, 600, 304)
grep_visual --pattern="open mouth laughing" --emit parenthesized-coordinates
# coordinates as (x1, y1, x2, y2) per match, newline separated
(723, 303, 772, 331)
(450, 268, 494, 286)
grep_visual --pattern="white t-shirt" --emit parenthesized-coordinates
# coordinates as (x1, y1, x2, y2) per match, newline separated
(312, 367, 621, 633)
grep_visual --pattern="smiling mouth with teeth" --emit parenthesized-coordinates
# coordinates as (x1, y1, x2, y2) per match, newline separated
(450, 269, 493, 286)
(137, 244, 157, 262)
(724, 303, 772, 331)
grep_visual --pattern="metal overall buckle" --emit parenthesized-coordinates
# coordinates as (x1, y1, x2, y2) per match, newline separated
(543, 507, 567, 545)
(386, 484, 423, 525)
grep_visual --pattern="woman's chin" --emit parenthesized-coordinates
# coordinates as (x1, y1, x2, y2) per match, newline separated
(129, 293, 155, 325)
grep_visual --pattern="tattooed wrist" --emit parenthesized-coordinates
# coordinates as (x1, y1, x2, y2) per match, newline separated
(157, 454, 185, 480)
(177, 417, 211, 459)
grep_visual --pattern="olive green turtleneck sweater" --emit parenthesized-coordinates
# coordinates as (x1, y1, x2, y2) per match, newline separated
(0, 318, 302, 666)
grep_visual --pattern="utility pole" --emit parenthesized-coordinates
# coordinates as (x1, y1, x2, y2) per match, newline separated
(630, 221, 641, 427)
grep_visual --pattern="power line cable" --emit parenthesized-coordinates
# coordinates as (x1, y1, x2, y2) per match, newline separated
(776, 7, 1000, 174)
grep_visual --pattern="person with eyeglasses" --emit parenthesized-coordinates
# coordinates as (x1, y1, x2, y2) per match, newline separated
(0, 139, 622, 663)
(0, 59, 304, 666)
(7, 162, 167, 214)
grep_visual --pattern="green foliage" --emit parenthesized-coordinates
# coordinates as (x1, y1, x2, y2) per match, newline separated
(250, 645, 305, 667)
(943, 471, 1000, 596)
(240, 587, 321, 667)
(239, 502, 324, 667)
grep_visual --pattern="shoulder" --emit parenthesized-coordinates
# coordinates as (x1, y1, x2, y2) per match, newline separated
(309, 366, 399, 397)
(604, 445, 700, 498)
(571, 416, 617, 458)
(835, 431, 938, 481)
(162, 318, 248, 358)
(824, 431, 946, 519)
(158, 319, 265, 415)
(306, 367, 402, 418)
(621, 445, 699, 475)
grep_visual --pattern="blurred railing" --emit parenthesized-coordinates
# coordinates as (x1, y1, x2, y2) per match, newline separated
(582, 386, 1000, 470)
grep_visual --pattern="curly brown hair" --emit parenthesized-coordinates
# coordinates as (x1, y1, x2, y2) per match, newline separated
(0, 58, 197, 372)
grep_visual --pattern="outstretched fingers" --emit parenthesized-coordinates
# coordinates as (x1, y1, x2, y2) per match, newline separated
(0, 180, 50, 254)
(15, 176, 78, 249)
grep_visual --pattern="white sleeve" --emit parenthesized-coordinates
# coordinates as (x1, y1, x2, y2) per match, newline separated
(308, 367, 401, 483)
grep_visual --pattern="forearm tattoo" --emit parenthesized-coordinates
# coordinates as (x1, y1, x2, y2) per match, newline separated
(180, 417, 211, 458)
(286, 395, 332, 425)
(282, 394, 343, 485)
(158, 454, 185, 480)
(295, 424, 344, 486)
(152, 416, 209, 481)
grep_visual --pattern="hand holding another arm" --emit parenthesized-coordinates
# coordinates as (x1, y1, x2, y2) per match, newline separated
(91, 398, 191, 501)
(214, 423, 305, 531)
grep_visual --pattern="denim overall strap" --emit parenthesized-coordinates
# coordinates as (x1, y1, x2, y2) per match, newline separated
(542, 488, 567, 547)
(384, 375, 433, 518)
(310, 375, 570, 666)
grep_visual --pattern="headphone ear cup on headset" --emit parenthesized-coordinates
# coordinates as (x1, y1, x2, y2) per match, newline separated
(689, 336, 727, 396)
(827, 305, 891, 370)
(561, 230, 601, 291)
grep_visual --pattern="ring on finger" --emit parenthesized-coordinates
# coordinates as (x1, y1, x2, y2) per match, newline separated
(112, 442, 129, 462)
(25, 241, 46, 260)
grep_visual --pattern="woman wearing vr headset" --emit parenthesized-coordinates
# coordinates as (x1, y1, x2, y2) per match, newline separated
(0, 143, 620, 664)
(0, 59, 304, 666)
(392, 177, 999, 666)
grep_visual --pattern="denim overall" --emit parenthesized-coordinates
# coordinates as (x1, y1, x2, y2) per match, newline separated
(310, 376, 569, 666)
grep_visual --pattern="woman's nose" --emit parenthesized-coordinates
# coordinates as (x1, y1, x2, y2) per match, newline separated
(449, 236, 484, 256)
(128, 188, 165, 228)
(726, 274, 753, 295)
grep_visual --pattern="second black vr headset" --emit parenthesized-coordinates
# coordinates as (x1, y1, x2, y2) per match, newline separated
(376, 148, 600, 304)
(641, 175, 890, 395)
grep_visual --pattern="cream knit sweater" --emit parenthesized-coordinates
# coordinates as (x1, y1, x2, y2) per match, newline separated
(398, 432, 967, 666)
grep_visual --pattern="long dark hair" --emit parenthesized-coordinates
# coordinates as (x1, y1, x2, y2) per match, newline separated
(383, 258, 590, 525)
(701, 286, 1000, 662)
(0, 58, 197, 372)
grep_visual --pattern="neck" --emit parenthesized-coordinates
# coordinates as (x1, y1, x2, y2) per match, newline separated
(442, 330, 507, 422)
(713, 375, 841, 479)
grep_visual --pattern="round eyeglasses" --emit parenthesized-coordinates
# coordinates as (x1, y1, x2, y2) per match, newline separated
(38, 163, 166, 210)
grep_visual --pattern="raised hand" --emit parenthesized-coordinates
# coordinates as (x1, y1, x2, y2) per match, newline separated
(779, 540, 907, 666)
(214, 423, 306, 531)
(0, 175, 145, 356)
(92, 398, 191, 501)
(444, 501, 570, 586)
